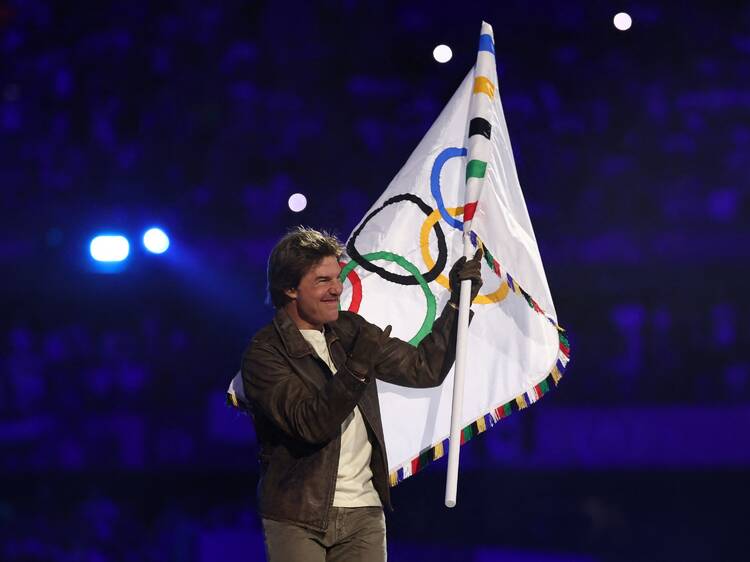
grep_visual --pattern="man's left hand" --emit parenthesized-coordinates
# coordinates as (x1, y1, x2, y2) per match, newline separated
(448, 248, 484, 307)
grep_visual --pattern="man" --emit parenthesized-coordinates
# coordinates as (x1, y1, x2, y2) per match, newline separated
(242, 227, 482, 562)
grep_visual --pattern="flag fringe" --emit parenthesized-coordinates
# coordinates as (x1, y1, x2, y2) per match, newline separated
(389, 330, 569, 486)
(387, 232, 571, 487)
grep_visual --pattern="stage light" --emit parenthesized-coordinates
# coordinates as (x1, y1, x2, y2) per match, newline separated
(143, 227, 170, 254)
(90, 235, 130, 262)
(433, 44, 452, 63)
(288, 193, 307, 212)
(613, 12, 632, 31)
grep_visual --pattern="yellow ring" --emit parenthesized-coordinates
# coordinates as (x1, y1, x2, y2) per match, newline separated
(419, 207, 509, 305)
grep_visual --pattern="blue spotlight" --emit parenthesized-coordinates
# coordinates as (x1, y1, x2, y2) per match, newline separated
(90, 235, 130, 262)
(143, 227, 170, 254)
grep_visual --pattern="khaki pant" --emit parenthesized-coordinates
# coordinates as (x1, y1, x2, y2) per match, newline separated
(262, 506, 387, 562)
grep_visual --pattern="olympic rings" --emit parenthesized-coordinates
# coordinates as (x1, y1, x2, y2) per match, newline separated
(430, 147, 467, 232)
(339, 261, 362, 313)
(344, 148, 507, 317)
(347, 193, 447, 286)
(420, 206, 509, 305)
(340, 251, 436, 346)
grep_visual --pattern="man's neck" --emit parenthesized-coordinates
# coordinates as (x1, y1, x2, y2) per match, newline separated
(283, 303, 323, 331)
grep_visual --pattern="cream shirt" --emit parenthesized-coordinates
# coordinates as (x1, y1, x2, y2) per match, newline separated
(299, 329, 382, 507)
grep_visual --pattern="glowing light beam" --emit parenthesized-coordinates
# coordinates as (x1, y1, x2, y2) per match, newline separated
(288, 193, 307, 212)
(90, 235, 130, 262)
(143, 228, 170, 254)
(433, 44, 453, 63)
(614, 12, 632, 31)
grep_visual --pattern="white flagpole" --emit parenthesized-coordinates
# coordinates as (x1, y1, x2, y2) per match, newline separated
(445, 234, 475, 508)
(445, 20, 495, 508)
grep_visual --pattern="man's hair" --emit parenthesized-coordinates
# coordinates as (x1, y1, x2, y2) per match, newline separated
(267, 226, 344, 308)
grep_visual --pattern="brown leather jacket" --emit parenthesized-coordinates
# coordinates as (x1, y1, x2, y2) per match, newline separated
(241, 305, 463, 531)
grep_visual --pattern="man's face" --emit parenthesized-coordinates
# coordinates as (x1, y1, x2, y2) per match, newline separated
(284, 255, 343, 330)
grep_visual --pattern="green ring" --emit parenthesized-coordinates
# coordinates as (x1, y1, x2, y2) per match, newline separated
(340, 251, 436, 346)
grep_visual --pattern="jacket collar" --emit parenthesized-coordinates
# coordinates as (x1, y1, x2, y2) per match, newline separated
(272, 308, 340, 359)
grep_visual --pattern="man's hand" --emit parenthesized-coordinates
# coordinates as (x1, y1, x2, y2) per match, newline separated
(448, 248, 484, 307)
(346, 324, 392, 382)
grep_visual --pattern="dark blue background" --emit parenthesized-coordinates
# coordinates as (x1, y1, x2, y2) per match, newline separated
(1, 1, 748, 560)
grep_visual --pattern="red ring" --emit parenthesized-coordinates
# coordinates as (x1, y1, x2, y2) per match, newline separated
(339, 261, 362, 313)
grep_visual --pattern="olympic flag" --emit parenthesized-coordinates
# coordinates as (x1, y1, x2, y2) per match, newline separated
(338, 21, 569, 488)
(227, 22, 570, 493)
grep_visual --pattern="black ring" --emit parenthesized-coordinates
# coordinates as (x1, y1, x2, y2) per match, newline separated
(347, 193, 448, 285)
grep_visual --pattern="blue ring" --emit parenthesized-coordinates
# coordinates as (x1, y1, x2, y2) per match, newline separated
(430, 146, 467, 231)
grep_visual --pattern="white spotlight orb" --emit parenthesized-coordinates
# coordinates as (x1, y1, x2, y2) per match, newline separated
(90, 235, 130, 262)
(613, 12, 632, 31)
(288, 193, 307, 213)
(433, 44, 453, 63)
(143, 228, 170, 254)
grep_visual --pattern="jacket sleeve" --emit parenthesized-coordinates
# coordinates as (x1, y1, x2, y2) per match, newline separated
(242, 342, 369, 445)
(371, 303, 470, 388)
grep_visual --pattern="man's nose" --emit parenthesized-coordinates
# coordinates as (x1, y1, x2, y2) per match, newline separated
(330, 279, 343, 295)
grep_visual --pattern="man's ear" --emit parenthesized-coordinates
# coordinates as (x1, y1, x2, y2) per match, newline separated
(284, 287, 297, 300)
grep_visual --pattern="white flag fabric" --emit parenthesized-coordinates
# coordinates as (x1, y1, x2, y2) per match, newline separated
(338, 22, 569, 485)
(227, 22, 570, 487)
